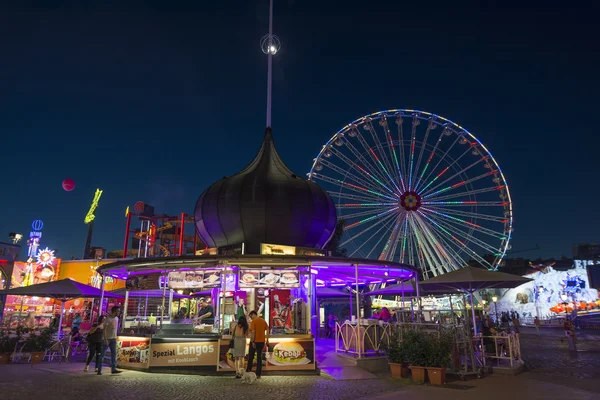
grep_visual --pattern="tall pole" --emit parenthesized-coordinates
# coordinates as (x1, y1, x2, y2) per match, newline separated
(354, 264, 361, 358)
(83, 220, 94, 259)
(261, 0, 280, 128)
(123, 210, 132, 258)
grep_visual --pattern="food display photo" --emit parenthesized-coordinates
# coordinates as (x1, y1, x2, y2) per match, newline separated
(116, 338, 151, 369)
(264, 339, 315, 370)
(239, 270, 299, 288)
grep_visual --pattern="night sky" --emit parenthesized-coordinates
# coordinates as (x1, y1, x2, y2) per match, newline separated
(0, 1, 598, 261)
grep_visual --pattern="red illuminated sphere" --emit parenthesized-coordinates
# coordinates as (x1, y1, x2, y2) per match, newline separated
(62, 178, 76, 191)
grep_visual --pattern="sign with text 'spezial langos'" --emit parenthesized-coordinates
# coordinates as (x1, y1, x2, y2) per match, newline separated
(151, 341, 219, 367)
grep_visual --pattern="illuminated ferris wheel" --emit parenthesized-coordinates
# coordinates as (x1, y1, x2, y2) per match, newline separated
(308, 109, 513, 279)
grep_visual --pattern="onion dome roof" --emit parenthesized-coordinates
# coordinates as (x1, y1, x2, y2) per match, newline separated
(194, 128, 337, 254)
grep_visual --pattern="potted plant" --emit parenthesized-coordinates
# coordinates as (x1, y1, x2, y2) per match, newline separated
(403, 329, 429, 383)
(425, 329, 453, 386)
(22, 328, 54, 364)
(384, 331, 410, 378)
(0, 330, 20, 364)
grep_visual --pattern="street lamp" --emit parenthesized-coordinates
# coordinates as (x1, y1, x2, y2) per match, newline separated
(492, 296, 498, 323)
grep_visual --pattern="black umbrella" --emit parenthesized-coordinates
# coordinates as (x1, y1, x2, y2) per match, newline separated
(419, 267, 531, 334)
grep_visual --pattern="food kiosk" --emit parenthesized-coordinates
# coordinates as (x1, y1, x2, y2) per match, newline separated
(98, 252, 418, 374)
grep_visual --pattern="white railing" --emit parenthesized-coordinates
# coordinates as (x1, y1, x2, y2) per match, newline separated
(477, 332, 521, 368)
(334, 321, 393, 357)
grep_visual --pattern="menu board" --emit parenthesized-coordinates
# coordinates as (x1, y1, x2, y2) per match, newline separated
(151, 341, 219, 367)
(168, 270, 221, 289)
(116, 337, 151, 369)
(239, 270, 300, 288)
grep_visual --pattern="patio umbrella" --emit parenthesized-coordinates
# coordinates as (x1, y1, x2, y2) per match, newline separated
(110, 289, 191, 299)
(8, 278, 123, 336)
(419, 266, 531, 334)
(316, 287, 349, 298)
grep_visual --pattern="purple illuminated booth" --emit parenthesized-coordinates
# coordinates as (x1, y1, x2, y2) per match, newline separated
(97, 128, 419, 374)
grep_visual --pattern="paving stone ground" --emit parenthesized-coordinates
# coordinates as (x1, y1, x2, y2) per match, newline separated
(0, 327, 598, 400)
(0, 364, 407, 400)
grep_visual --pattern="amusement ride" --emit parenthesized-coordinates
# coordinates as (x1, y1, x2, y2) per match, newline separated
(309, 110, 513, 279)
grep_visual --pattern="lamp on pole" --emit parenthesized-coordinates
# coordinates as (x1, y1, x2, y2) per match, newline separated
(492, 296, 498, 323)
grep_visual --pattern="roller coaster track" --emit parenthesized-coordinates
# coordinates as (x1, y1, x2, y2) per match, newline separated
(133, 216, 196, 257)
(135, 221, 173, 256)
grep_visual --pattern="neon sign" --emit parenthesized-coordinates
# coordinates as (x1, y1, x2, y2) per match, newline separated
(36, 247, 56, 267)
(32, 220, 44, 231)
(84, 189, 103, 224)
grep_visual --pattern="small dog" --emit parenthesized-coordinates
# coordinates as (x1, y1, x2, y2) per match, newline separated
(239, 368, 257, 384)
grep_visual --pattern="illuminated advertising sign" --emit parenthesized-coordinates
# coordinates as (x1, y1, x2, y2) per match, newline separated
(84, 189, 103, 224)
(151, 341, 218, 367)
(260, 243, 326, 257)
(261, 243, 296, 255)
(167, 270, 221, 289)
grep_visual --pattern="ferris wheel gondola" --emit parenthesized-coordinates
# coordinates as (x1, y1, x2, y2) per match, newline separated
(308, 109, 513, 279)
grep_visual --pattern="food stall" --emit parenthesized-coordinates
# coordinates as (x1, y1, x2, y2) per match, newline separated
(97, 253, 419, 374)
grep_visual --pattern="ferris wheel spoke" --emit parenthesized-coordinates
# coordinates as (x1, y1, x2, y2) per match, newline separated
(409, 216, 446, 276)
(416, 213, 463, 276)
(394, 114, 409, 190)
(412, 213, 457, 275)
(413, 126, 449, 193)
(423, 205, 509, 223)
(337, 202, 396, 209)
(342, 206, 398, 220)
(348, 214, 397, 258)
(313, 173, 398, 201)
(399, 218, 410, 264)
(365, 117, 402, 192)
(366, 216, 398, 259)
(355, 129, 403, 194)
(341, 210, 399, 247)
(343, 206, 399, 233)
(320, 157, 397, 198)
(420, 211, 500, 255)
(415, 213, 472, 271)
(422, 169, 498, 201)
(423, 200, 507, 207)
(408, 215, 440, 277)
(418, 145, 474, 196)
(419, 211, 495, 270)
(420, 157, 487, 198)
(425, 185, 505, 202)
(331, 191, 392, 204)
(342, 137, 399, 194)
(422, 207, 507, 241)
(380, 117, 407, 192)
(406, 114, 421, 190)
(410, 118, 436, 191)
(415, 135, 461, 194)
(378, 212, 405, 261)
(328, 146, 398, 196)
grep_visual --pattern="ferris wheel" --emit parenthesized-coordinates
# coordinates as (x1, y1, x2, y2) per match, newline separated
(308, 109, 513, 279)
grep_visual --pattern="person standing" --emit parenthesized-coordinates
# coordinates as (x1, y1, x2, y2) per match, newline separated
(196, 298, 214, 325)
(84, 316, 104, 372)
(232, 316, 249, 378)
(246, 310, 269, 379)
(99, 306, 122, 375)
(534, 316, 541, 336)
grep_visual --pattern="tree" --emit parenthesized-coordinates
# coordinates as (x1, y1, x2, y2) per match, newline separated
(326, 219, 347, 257)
